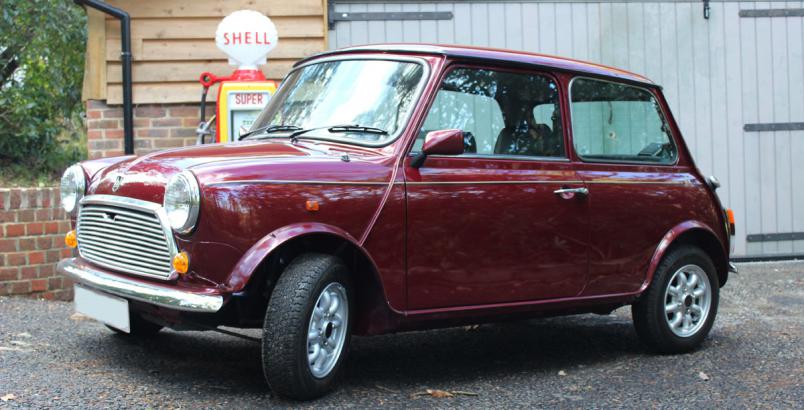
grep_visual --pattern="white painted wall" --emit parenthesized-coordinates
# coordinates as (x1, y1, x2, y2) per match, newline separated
(328, 1, 804, 257)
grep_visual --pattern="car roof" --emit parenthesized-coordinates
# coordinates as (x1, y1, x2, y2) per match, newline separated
(297, 43, 655, 87)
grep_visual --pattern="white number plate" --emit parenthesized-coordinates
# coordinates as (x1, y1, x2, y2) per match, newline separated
(74, 285, 130, 333)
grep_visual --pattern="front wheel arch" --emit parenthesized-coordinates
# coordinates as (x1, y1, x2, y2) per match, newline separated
(229, 225, 397, 335)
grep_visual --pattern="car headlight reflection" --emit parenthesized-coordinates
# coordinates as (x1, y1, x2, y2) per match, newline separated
(60, 164, 86, 215)
(163, 171, 200, 234)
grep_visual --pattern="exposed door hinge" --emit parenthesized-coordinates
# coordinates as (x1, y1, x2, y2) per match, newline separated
(328, 3, 453, 30)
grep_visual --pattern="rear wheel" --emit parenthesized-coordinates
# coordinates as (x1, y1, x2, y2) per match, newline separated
(632, 245, 719, 353)
(262, 253, 352, 400)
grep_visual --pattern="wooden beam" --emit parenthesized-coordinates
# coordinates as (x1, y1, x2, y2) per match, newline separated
(105, 0, 324, 18)
(322, 0, 329, 47)
(107, 82, 220, 105)
(107, 37, 324, 61)
(82, 8, 107, 100)
(106, 16, 325, 40)
(106, 60, 296, 83)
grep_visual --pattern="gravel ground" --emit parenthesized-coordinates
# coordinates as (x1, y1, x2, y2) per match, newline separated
(1, 261, 802, 409)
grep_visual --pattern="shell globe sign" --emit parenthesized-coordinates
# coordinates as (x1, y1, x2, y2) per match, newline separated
(202, 10, 279, 143)
(215, 10, 279, 69)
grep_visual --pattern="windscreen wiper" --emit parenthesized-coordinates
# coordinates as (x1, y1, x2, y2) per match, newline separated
(239, 124, 302, 140)
(287, 124, 388, 141)
(327, 125, 388, 135)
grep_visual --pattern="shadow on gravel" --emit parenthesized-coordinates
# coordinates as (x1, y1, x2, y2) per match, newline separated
(345, 315, 645, 387)
(81, 313, 657, 396)
(99, 330, 267, 394)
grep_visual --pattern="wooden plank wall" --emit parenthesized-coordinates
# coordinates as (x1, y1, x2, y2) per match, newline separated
(329, 1, 804, 257)
(84, 0, 327, 104)
(82, 9, 107, 100)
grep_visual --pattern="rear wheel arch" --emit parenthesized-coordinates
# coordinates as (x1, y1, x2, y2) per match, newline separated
(670, 229, 728, 287)
(243, 230, 395, 335)
(645, 222, 729, 291)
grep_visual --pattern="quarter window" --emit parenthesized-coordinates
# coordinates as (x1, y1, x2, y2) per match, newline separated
(570, 78, 677, 164)
(415, 68, 565, 158)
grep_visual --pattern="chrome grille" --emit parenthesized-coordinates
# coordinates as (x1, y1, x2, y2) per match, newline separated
(77, 196, 176, 280)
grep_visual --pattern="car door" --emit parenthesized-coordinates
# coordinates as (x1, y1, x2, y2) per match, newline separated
(404, 65, 589, 310)
(568, 77, 693, 296)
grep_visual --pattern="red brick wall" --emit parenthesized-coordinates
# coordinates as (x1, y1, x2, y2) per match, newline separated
(86, 100, 215, 159)
(1, 102, 217, 300)
(0, 188, 74, 300)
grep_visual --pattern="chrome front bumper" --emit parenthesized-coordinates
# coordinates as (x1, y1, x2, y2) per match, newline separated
(58, 258, 224, 313)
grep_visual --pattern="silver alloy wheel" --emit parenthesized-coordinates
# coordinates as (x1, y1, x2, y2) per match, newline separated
(663, 264, 712, 337)
(306, 282, 348, 378)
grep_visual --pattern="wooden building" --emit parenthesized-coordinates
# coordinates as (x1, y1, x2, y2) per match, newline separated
(80, 0, 327, 157)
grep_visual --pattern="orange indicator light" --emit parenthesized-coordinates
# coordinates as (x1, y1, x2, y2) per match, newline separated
(172, 251, 190, 275)
(305, 200, 320, 212)
(726, 208, 735, 225)
(65, 230, 77, 248)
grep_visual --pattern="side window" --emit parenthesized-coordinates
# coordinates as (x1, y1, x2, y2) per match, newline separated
(419, 85, 504, 154)
(414, 67, 565, 158)
(570, 78, 677, 164)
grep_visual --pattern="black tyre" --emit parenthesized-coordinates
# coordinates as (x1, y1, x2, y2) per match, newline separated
(106, 311, 163, 337)
(262, 253, 353, 400)
(632, 245, 719, 353)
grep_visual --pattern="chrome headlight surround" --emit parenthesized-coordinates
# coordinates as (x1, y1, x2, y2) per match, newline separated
(60, 164, 86, 215)
(163, 171, 200, 234)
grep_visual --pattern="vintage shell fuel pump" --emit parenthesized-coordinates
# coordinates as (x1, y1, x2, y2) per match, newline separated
(196, 10, 279, 144)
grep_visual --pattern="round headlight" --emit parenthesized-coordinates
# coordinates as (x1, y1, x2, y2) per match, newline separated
(60, 165, 86, 214)
(164, 171, 200, 234)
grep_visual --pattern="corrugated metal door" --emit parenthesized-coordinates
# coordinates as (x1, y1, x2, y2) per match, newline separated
(327, 1, 804, 258)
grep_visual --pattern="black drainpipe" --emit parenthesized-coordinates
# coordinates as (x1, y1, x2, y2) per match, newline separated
(74, 0, 134, 155)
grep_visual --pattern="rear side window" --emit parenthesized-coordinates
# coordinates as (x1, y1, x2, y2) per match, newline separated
(570, 78, 677, 164)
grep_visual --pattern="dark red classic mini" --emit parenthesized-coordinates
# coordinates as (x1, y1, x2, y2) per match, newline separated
(59, 44, 736, 400)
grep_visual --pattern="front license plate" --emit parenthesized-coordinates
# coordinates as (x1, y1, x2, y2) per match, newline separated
(74, 285, 130, 333)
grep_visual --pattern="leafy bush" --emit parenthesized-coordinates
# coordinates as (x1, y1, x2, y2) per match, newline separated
(0, 0, 87, 185)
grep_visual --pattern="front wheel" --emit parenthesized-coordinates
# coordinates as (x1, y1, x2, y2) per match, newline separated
(632, 245, 719, 353)
(262, 253, 352, 400)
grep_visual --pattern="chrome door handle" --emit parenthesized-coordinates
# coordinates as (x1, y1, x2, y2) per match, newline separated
(553, 187, 589, 198)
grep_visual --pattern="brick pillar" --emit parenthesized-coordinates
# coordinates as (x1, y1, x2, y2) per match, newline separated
(85, 100, 215, 159)
(0, 188, 74, 300)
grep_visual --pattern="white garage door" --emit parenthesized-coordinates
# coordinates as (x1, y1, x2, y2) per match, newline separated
(328, 1, 804, 258)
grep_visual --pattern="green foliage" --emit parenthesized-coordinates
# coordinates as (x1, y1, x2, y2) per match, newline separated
(0, 0, 87, 184)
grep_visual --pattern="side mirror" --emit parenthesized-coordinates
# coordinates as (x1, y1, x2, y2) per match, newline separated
(411, 129, 464, 168)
